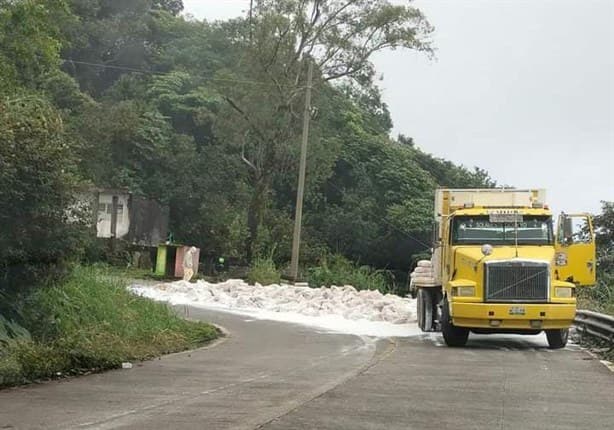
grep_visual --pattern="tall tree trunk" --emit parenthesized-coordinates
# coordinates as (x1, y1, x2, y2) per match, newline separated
(245, 178, 268, 262)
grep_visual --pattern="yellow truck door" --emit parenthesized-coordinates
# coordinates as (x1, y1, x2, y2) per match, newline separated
(555, 214, 596, 286)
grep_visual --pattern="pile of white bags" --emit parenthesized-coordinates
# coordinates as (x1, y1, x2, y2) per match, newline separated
(410, 260, 437, 286)
(130, 279, 416, 324)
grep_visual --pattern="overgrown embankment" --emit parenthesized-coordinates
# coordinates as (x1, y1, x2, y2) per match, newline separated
(0, 266, 218, 388)
(575, 273, 614, 361)
(577, 273, 614, 316)
(247, 253, 397, 293)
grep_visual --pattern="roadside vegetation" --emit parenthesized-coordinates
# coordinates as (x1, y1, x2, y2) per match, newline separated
(573, 202, 613, 361)
(246, 253, 393, 293)
(0, 0, 494, 293)
(308, 254, 392, 293)
(577, 276, 614, 316)
(0, 267, 218, 389)
(577, 202, 614, 315)
(247, 256, 282, 286)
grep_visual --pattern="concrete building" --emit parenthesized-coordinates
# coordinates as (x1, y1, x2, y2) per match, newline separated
(81, 188, 169, 247)
(96, 189, 131, 239)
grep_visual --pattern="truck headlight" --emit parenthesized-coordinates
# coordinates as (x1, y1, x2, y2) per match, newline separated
(452, 286, 475, 297)
(555, 287, 574, 298)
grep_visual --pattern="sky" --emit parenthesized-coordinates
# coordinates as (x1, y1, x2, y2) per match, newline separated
(182, 0, 613, 215)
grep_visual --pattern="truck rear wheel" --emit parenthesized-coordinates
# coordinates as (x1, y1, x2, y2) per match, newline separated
(409, 278, 418, 299)
(441, 297, 469, 347)
(417, 289, 434, 332)
(545, 328, 569, 349)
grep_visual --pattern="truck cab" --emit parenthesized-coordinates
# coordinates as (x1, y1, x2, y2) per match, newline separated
(412, 189, 596, 349)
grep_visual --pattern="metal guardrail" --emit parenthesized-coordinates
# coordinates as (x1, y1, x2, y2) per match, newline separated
(574, 310, 614, 343)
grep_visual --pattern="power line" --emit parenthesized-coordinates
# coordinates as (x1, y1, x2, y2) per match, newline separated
(61, 59, 305, 89)
(63, 59, 167, 76)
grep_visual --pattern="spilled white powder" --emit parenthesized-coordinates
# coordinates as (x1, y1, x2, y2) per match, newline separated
(130, 280, 420, 337)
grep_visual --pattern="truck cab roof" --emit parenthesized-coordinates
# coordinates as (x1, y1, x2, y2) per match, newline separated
(450, 208, 553, 217)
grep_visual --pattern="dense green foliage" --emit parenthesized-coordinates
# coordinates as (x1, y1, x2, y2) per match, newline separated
(0, 0, 496, 295)
(0, 266, 217, 387)
(578, 201, 614, 315)
(308, 254, 391, 293)
(0, 0, 91, 292)
(594, 201, 614, 272)
(247, 256, 282, 286)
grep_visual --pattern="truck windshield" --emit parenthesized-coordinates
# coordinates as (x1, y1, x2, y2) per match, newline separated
(451, 215, 553, 245)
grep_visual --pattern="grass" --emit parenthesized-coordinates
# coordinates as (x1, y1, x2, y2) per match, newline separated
(0, 266, 218, 388)
(247, 256, 281, 286)
(577, 271, 614, 315)
(307, 254, 392, 293)
(571, 332, 614, 363)
(574, 270, 614, 362)
(90, 262, 164, 282)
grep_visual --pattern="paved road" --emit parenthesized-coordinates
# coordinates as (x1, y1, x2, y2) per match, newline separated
(1, 307, 613, 430)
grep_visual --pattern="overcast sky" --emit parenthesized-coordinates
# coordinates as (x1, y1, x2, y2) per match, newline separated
(183, 0, 613, 215)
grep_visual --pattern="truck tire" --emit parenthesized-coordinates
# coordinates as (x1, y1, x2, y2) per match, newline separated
(545, 328, 569, 349)
(441, 297, 469, 347)
(417, 289, 433, 332)
(409, 278, 417, 299)
(417, 288, 424, 330)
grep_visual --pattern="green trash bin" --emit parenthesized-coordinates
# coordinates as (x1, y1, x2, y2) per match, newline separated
(154, 244, 200, 278)
(155, 245, 169, 277)
(155, 244, 181, 277)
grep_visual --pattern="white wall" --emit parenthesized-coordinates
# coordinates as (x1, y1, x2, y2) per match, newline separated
(96, 193, 130, 238)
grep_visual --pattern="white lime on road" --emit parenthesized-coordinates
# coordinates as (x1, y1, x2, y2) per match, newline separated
(130, 280, 420, 337)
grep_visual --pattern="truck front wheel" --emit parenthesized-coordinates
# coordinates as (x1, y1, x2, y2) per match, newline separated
(441, 298, 469, 347)
(545, 328, 569, 349)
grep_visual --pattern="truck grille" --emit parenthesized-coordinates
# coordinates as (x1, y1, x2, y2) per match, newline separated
(484, 261, 549, 302)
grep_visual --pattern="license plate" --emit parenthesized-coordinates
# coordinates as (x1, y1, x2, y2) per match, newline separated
(509, 306, 526, 316)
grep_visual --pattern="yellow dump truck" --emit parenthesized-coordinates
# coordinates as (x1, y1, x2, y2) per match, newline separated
(410, 188, 596, 348)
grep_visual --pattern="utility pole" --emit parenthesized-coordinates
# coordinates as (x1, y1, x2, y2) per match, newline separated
(290, 58, 314, 281)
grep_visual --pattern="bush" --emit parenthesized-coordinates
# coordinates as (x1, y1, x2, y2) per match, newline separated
(577, 271, 614, 315)
(12, 340, 68, 380)
(0, 266, 218, 388)
(0, 347, 23, 387)
(0, 96, 88, 293)
(247, 257, 281, 286)
(307, 254, 392, 293)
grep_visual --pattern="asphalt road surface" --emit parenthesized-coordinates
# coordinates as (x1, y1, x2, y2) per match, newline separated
(1, 307, 613, 430)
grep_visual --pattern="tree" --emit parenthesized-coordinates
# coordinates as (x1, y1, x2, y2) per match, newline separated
(402, 134, 497, 189)
(594, 201, 614, 271)
(153, 0, 183, 15)
(0, 0, 91, 291)
(62, 1, 184, 95)
(303, 99, 496, 270)
(0, 0, 499, 275)
(72, 98, 198, 203)
(0, 95, 86, 292)
(215, 0, 434, 257)
(250, 0, 433, 82)
(306, 106, 436, 269)
(0, 0, 73, 93)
